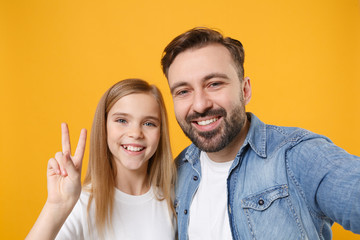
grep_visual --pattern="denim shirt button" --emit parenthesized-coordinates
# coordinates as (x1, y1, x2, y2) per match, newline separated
(184, 209, 188, 215)
(193, 176, 198, 181)
(258, 199, 265, 205)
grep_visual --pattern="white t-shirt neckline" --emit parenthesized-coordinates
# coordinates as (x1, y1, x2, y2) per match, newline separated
(188, 151, 234, 240)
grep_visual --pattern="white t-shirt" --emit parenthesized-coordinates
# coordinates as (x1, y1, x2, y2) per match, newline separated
(188, 152, 233, 240)
(56, 186, 175, 240)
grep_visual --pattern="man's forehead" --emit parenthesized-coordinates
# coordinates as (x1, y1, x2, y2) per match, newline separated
(167, 44, 236, 84)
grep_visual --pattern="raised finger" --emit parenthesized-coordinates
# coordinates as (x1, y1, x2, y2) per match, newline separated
(73, 128, 87, 168)
(64, 152, 80, 180)
(61, 123, 71, 155)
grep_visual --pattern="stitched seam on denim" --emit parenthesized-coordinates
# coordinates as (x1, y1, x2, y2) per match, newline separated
(244, 208, 257, 240)
(242, 192, 284, 210)
(285, 149, 325, 220)
(319, 218, 325, 240)
(272, 130, 311, 156)
(248, 141, 265, 157)
(267, 124, 288, 135)
(288, 137, 341, 222)
(246, 114, 266, 158)
(286, 194, 306, 239)
(241, 185, 288, 209)
(244, 185, 287, 199)
(185, 161, 201, 239)
(287, 135, 327, 219)
(247, 134, 266, 158)
(229, 157, 240, 239)
(179, 161, 201, 240)
(230, 144, 248, 173)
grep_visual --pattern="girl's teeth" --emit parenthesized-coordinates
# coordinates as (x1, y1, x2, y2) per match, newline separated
(197, 118, 218, 126)
(124, 146, 143, 152)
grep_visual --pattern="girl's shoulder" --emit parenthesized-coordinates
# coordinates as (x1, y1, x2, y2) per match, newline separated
(78, 185, 93, 205)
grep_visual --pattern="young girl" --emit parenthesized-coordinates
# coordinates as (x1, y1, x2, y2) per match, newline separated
(26, 79, 176, 239)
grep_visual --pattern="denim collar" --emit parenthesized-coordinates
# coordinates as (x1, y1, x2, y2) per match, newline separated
(183, 112, 267, 164)
(244, 112, 267, 158)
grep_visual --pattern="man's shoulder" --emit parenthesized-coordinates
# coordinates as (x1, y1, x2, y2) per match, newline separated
(266, 124, 311, 142)
(263, 123, 332, 155)
(248, 113, 329, 155)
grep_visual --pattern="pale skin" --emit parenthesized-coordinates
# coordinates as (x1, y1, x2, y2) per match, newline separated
(26, 93, 161, 239)
(107, 93, 161, 195)
(168, 44, 252, 162)
(26, 123, 87, 240)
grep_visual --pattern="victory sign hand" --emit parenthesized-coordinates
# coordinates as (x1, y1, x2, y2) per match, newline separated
(46, 123, 87, 210)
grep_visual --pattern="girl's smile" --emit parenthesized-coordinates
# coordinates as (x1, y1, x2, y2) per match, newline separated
(106, 93, 161, 173)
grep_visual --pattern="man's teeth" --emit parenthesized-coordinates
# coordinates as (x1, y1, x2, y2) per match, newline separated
(123, 146, 144, 152)
(197, 118, 218, 126)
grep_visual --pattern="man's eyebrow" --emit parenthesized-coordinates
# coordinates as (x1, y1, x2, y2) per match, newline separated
(203, 73, 230, 81)
(170, 73, 230, 94)
(170, 82, 188, 94)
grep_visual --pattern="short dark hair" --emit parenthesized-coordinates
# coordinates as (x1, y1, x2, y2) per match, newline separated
(161, 27, 245, 80)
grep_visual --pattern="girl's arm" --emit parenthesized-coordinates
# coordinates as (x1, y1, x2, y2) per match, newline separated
(26, 123, 87, 240)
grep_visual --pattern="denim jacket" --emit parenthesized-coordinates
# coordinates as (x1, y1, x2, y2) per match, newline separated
(175, 113, 360, 240)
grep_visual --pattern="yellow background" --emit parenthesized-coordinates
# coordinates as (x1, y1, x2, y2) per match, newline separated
(1, 0, 359, 239)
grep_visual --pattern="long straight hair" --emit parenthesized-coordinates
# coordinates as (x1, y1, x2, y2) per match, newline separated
(83, 79, 176, 236)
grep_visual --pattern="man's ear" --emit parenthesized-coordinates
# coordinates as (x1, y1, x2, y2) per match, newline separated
(242, 76, 252, 105)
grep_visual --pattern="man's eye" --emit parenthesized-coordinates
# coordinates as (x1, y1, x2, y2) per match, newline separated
(209, 82, 221, 88)
(175, 89, 188, 96)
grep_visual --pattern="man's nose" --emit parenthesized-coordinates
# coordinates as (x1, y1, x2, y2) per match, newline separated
(192, 90, 213, 114)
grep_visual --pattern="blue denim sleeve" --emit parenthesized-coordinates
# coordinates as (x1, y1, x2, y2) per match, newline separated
(286, 137, 360, 234)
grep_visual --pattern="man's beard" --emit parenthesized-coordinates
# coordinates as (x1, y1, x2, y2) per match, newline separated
(177, 103, 247, 152)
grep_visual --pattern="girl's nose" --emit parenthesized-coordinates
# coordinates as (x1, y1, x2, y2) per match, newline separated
(127, 125, 144, 139)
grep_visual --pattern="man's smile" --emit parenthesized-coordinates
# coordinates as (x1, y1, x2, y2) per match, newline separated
(196, 117, 219, 126)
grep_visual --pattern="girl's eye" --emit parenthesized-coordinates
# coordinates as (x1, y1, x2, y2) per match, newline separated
(144, 122, 156, 127)
(116, 119, 127, 124)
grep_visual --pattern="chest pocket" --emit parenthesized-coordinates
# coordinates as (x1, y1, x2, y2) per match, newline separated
(241, 184, 288, 210)
(241, 185, 307, 240)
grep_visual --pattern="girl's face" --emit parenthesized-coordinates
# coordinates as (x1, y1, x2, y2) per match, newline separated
(107, 93, 161, 174)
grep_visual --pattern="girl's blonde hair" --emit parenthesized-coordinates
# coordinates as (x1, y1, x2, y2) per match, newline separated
(83, 78, 176, 235)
